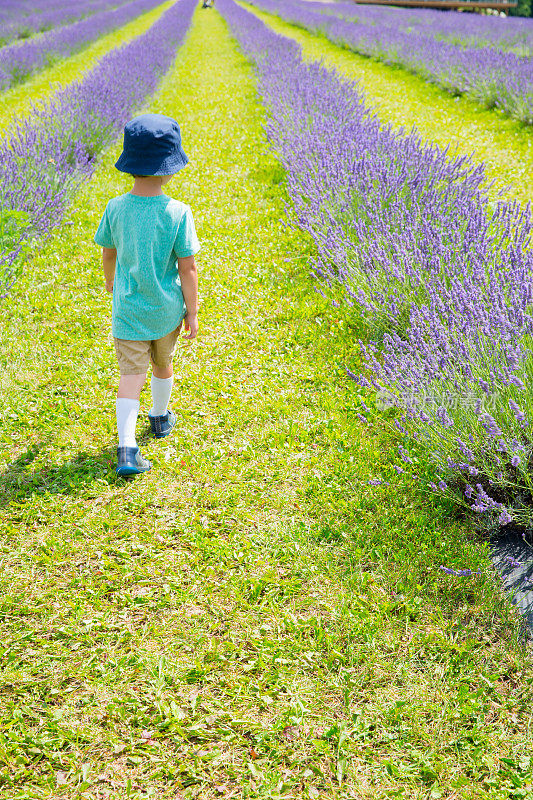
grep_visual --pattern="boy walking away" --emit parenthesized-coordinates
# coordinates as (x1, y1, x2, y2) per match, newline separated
(94, 113, 200, 477)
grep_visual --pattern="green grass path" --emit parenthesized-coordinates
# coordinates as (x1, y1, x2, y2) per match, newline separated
(243, 3, 533, 205)
(1, 7, 532, 799)
(0, 1, 174, 135)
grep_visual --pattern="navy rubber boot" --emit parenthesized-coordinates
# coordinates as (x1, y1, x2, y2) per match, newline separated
(116, 446, 152, 477)
(148, 408, 176, 439)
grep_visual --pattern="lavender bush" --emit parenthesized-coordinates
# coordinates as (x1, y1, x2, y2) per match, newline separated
(0, 0, 196, 296)
(0, 0, 127, 48)
(0, 0, 165, 90)
(305, 0, 533, 57)
(247, 0, 533, 124)
(219, 0, 533, 529)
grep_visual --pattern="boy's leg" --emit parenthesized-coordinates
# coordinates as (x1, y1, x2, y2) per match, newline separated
(117, 372, 146, 447)
(114, 339, 151, 451)
(150, 364, 174, 416)
(149, 325, 182, 418)
(118, 373, 148, 398)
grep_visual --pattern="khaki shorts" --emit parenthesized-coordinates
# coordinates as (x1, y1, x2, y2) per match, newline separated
(114, 324, 182, 375)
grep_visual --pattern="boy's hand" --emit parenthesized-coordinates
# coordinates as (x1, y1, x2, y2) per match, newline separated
(183, 313, 199, 340)
(105, 280, 114, 293)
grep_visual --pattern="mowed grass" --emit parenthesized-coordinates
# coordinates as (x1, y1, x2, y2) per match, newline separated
(0, 0, 175, 134)
(0, 7, 532, 799)
(242, 2, 533, 206)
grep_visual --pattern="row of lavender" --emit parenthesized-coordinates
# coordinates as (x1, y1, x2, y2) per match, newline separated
(0, 0, 196, 295)
(0, 0, 125, 48)
(0, 0, 61, 26)
(248, 0, 533, 124)
(219, 0, 533, 529)
(0, 0, 165, 91)
(306, 0, 533, 56)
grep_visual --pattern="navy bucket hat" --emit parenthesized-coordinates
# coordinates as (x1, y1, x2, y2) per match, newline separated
(115, 113, 188, 176)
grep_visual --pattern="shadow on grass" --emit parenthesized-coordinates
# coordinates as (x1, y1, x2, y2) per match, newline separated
(0, 423, 161, 502)
(491, 526, 533, 632)
(0, 444, 120, 502)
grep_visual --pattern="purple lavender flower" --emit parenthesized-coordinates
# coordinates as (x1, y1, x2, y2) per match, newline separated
(398, 445, 413, 464)
(436, 406, 454, 428)
(504, 555, 521, 567)
(439, 565, 481, 577)
(482, 414, 503, 438)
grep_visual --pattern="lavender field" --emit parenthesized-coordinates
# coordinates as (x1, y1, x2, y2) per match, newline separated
(2, 0, 533, 796)
(0, 0, 128, 48)
(0, 0, 171, 89)
(301, 0, 533, 54)
(248, 0, 533, 122)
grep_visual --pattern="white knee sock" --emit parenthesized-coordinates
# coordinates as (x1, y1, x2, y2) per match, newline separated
(116, 398, 139, 448)
(150, 375, 173, 416)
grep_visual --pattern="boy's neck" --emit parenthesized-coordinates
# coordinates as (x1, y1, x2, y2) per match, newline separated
(130, 176, 165, 197)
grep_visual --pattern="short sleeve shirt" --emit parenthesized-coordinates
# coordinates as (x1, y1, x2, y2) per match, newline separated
(94, 192, 200, 340)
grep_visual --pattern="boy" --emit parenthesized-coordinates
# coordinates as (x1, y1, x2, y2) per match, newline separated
(94, 113, 200, 477)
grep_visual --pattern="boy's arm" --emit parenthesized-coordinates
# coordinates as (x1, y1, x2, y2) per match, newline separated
(177, 255, 199, 340)
(102, 247, 117, 293)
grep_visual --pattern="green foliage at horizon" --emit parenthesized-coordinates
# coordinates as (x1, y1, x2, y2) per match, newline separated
(510, 0, 532, 18)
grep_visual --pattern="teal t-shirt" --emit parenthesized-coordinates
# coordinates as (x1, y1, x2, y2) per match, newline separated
(94, 193, 200, 340)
